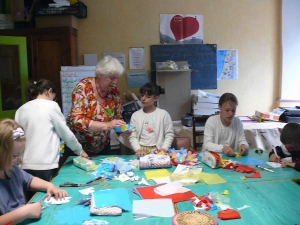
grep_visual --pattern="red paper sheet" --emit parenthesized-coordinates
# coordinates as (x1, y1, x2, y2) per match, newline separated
(133, 185, 196, 203)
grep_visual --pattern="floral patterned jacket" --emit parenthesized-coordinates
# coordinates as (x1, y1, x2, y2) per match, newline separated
(66, 77, 122, 154)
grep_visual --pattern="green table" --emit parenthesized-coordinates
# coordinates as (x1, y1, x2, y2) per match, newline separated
(22, 150, 300, 224)
(51, 150, 300, 189)
(177, 180, 300, 225)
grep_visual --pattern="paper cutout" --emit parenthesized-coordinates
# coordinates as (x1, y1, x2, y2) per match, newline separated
(144, 169, 171, 180)
(138, 178, 150, 186)
(198, 172, 227, 184)
(235, 164, 255, 173)
(154, 181, 190, 196)
(45, 197, 72, 204)
(240, 176, 246, 180)
(217, 209, 241, 220)
(79, 187, 94, 195)
(83, 219, 109, 225)
(222, 190, 229, 195)
(133, 199, 175, 218)
(54, 206, 91, 225)
(237, 205, 250, 211)
(173, 164, 190, 174)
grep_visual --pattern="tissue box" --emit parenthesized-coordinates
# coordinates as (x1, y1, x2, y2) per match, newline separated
(201, 151, 222, 168)
(73, 156, 96, 171)
(255, 110, 280, 121)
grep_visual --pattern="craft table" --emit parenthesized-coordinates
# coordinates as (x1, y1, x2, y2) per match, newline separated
(50, 150, 300, 190)
(177, 180, 300, 225)
(21, 150, 300, 225)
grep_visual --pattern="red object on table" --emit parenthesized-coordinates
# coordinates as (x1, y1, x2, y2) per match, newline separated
(217, 209, 241, 220)
(133, 185, 196, 203)
(235, 164, 256, 173)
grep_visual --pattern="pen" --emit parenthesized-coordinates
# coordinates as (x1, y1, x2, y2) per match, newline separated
(86, 176, 102, 184)
(273, 148, 281, 162)
(256, 165, 274, 173)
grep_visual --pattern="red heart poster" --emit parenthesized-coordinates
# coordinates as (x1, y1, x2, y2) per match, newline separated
(160, 14, 203, 44)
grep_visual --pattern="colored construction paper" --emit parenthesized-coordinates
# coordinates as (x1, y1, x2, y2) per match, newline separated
(144, 169, 171, 180)
(93, 188, 132, 211)
(54, 206, 91, 225)
(198, 173, 227, 184)
(133, 184, 196, 203)
(240, 158, 266, 165)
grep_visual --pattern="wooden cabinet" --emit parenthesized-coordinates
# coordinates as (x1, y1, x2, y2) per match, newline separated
(0, 27, 78, 109)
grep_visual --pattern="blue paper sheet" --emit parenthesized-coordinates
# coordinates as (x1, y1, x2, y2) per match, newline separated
(54, 205, 91, 225)
(93, 188, 132, 211)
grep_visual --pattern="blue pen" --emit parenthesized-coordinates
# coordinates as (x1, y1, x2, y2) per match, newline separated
(86, 176, 102, 184)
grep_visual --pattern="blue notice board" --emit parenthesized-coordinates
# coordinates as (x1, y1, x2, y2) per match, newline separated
(150, 44, 217, 89)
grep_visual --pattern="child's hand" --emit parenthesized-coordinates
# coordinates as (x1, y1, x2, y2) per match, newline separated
(270, 154, 281, 162)
(80, 150, 89, 158)
(222, 146, 236, 157)
(24, 202, 42, 219)
(238, 144, 248, 156)
(47, 184, 68, 200)
(135, 149, 145, 157)
(281, 161, 296, 168)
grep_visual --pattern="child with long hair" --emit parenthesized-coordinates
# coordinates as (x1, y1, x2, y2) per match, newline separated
(15, 79, 88, 182)
(0, 119, 67, 225)
(129, 83, 174, 156)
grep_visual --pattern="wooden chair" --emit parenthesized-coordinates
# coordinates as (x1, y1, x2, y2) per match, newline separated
(192, 115, 210, 151)
(171, 137, 191, 150)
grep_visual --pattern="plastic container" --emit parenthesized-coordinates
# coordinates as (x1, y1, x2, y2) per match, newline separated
(73, 156, 96, 171)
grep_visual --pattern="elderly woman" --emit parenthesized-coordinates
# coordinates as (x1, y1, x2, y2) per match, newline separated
(202, 93, 249, 156)
(67, 56, 127, 156)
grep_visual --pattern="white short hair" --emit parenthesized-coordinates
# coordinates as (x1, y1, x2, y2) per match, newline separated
(95, 55, 124, 77)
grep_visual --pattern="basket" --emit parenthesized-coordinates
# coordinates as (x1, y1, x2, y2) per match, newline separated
(35, 2, 87, 18)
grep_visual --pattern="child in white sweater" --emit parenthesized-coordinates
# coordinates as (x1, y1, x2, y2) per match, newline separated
(15, 79, 88, 182)
(129, 83, 174, 156)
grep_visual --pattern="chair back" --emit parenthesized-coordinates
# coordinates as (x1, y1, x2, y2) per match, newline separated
(171, 137, 191, 151)
(192, 115, 210, 151)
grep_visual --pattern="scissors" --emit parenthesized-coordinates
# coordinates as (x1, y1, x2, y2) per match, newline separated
(59, 182, 91, 187)
(38, 194, 48, 203)
(255, 149, 263, 155)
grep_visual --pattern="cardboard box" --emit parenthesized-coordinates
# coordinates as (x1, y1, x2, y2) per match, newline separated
(35, 15, 78, 29)
(255, 110, 280, 121)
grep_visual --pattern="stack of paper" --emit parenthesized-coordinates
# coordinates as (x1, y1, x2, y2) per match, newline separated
(192, 94, 220, 115)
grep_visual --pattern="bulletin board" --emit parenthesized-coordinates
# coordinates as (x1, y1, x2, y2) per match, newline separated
(150, 44, 217, 89)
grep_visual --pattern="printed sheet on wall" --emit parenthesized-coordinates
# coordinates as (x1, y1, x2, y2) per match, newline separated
(60, 66, 95, 118)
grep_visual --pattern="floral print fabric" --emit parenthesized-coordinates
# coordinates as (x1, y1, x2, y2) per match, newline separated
(67, 77, 122, 154)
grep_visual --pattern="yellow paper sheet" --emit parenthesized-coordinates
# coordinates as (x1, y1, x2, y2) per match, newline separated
(198, 172, 227, 184)
(144, 169, 171, 180)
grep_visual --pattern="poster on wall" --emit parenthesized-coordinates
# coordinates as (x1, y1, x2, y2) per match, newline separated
(129, 48, 144, 69)
(160, 14, 203, 44)
(217, 49, 238, 80)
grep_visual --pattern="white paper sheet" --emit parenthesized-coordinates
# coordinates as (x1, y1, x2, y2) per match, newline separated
(133, 199, 175, 218)
(154, 181, 190, 196)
